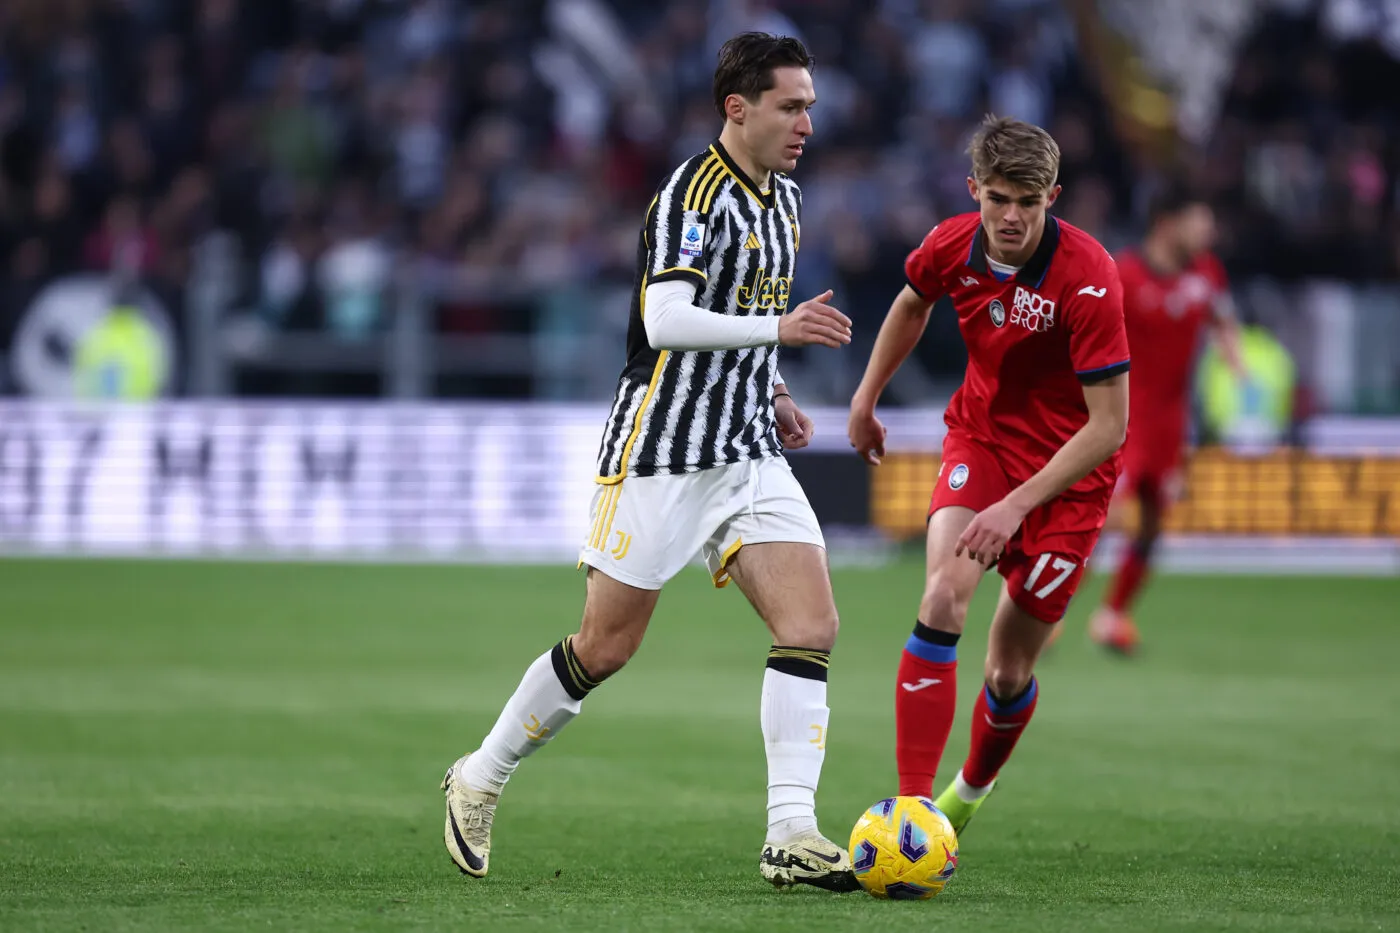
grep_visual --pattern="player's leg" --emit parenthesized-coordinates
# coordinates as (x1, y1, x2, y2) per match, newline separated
(444, 477, 687, 877)
(709, 458, 857, 892)
(896, 437, 1006, 798)
(444, 569, 659, 876)
(726, 541, 857, 892)
(934, 582, 1057, 835)
(454, 567, 658, 795)
(936, 509, 1095, 836)
(895, 506, 984, 798)
(1092, 475, 1163, 653)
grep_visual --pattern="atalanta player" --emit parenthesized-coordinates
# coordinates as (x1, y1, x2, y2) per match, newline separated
(847, 115, 1129, 835)
(1086, 187, 1244, 653)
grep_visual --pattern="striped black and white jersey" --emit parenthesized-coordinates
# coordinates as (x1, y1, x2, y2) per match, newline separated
(595, 139, 801, 483)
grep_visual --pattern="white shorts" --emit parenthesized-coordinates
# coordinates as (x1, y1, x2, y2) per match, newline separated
(578, 456, 825, 590)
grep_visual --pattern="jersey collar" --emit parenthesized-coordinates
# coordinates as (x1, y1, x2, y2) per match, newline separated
(711, 139, 775, 209)
(966, 215, 1061, 288)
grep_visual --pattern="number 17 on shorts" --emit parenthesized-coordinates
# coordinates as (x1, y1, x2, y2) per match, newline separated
(1024, 553, 1077, 598)
(1004, 551, 1086, 623)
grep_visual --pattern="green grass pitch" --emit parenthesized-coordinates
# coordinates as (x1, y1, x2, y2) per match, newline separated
(2, 558, 1398, 932)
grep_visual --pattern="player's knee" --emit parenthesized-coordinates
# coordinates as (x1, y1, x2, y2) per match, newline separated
(571, 628, 643, 680)
(984, 665, 1033, 704)
(811, 607, 840, 652)
(918, 572, 972, 633)
(772, 607, 839, 653)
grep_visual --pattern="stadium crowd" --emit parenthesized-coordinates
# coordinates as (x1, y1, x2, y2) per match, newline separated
(0, 0, 1397, 398)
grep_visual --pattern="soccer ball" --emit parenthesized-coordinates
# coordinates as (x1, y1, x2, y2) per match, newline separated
(848, 796, 959, 900)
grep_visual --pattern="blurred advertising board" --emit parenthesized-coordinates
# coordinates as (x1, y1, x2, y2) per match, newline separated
(0, 401, 1395, 561)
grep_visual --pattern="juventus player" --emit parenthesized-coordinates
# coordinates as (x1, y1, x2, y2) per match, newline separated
(441, 33, 858, 891)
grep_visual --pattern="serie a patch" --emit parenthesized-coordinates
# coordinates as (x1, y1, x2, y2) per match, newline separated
(679, 221, 706, 257)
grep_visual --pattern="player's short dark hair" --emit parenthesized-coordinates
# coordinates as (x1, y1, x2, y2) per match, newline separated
(712, 32, 813, 118)
(1147, 183, 1207, 226)
(967, 115, 1060, 192)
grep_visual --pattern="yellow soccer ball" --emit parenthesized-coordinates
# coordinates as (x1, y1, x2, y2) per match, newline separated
(848, 796, 959, 899)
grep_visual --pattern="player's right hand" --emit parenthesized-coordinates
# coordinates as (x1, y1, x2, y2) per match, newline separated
(779, 290, 852, 349)
(847, 407, 887, 466)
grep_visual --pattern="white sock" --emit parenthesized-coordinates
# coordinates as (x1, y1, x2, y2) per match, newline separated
(460, 646, 586, 794)
(761, 665, 829, 842)
(953, 768, 995, 803)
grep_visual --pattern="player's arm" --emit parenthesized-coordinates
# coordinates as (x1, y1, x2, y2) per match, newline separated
(644, 281, 851, 352)
(957, 266, 1130, 565)
(851, 285, 935, 411)
(639, 169, 849, 352)
(847, 287, 934, 464)
(1210, 290, 1248, 380)
(1004, 373, 1128, 514)
(848, 228, 944, 464)
(639, 171, 779, 351)
(772, 367, 815, 450)
(1014, 269, 1132, 506)
(958, 373, 1128, 564)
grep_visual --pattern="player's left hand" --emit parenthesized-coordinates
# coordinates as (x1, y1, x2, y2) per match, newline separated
(955, 498, 1028, 565)
(775, 395, 815, 450)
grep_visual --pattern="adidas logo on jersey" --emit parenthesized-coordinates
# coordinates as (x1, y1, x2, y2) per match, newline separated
(744, 232, 762, 250)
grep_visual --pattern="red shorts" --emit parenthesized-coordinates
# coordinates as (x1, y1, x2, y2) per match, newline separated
(1121, 422, 1185, 508)
(1120, 406, 1187, 493)
(929, 431, 1112, 624)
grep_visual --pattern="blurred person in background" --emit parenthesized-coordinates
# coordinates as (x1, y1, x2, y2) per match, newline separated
(1083, 187, 1245, 655)
(73, 282, 169, 400)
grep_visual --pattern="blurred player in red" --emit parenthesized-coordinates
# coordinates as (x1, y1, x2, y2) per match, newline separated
(847, 116, 1129, 836)
(1086, 188, 1244, 654)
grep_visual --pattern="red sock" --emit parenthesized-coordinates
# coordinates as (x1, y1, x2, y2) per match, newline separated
(962, 678, 1038, 788)
(895, 624, 958, 798)
(1107, 547, 1149, 613)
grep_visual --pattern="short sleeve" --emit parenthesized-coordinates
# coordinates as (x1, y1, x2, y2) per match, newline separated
(1068, 260, 1131, 384)
(904, 224, 948, 301)
(645, 160, 714, 287)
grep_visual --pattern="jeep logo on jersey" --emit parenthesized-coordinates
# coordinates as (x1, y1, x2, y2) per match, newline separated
(948, 463, 969, 490)
(736, 268, 792, 311)
(1011, 286, 1056, 332)
(988, 299, 1006, 327)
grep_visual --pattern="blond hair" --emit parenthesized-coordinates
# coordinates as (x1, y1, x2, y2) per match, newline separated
(967, 115, 1060, 191)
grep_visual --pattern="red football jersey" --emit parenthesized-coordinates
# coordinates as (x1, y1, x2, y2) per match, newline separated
(905, 212, 1129, 496)
(1116, 249, 1227, 428)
